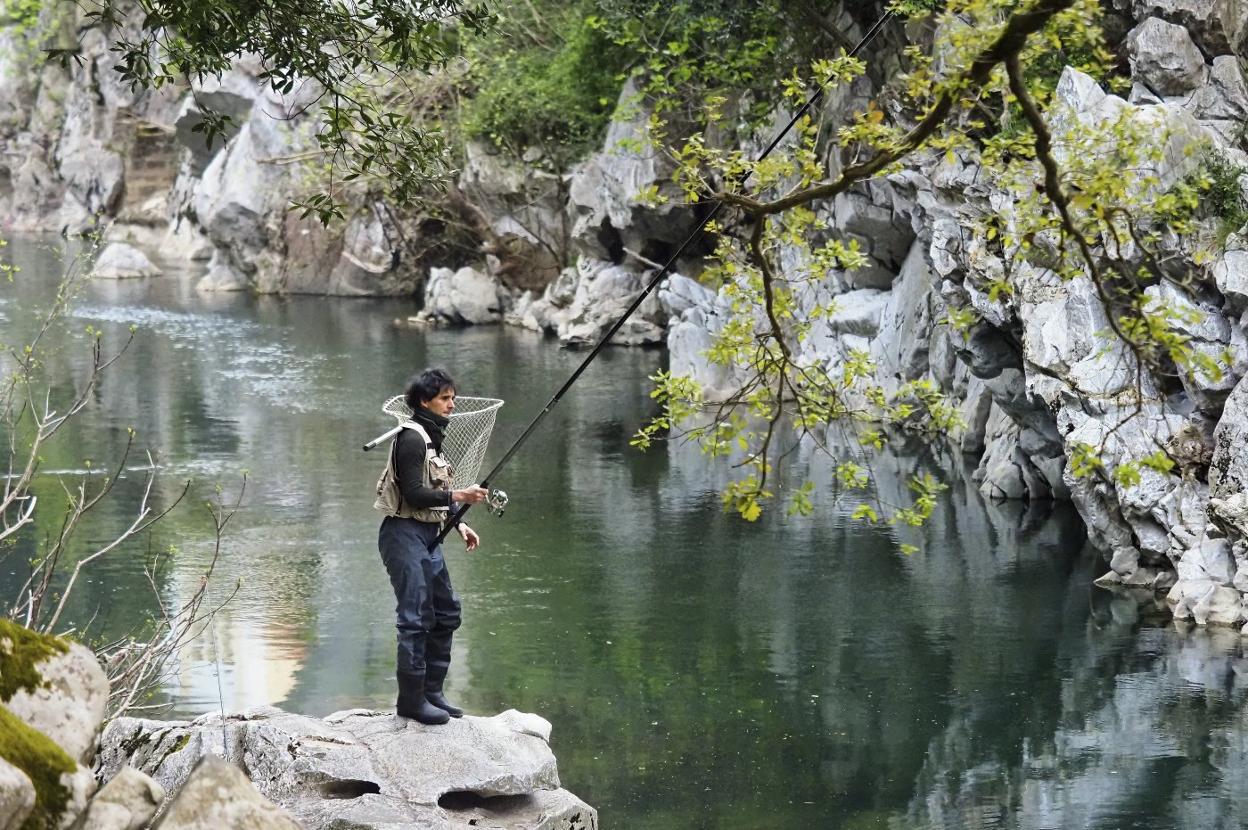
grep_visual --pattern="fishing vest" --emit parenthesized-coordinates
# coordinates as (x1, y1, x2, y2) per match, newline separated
(374, 421, 454, 524)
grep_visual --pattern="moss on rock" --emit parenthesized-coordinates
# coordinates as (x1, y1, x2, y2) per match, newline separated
(0, 705, 75, 830)
(0, 618, 68, 704)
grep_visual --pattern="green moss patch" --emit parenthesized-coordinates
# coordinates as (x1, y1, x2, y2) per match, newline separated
(0, 618, 68, 704)
(0, 705, 75, 830)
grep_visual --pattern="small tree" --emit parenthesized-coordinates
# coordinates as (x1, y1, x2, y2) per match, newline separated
(0, 237, 240, 716)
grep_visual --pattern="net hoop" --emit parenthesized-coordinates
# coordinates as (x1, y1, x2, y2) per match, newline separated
(381, 395, 504, 488)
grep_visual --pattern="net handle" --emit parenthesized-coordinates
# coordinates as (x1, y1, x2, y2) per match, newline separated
(363, 396, 503, 451)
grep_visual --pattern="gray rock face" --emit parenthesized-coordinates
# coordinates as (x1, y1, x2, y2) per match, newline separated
(151, 756, 300, 830)
(1214, 238, 1248, 313)
(461, 142, 565, 292)
(78, 767, 164, 830)
(1127, 17, 1207, 96)
(658, 274, 715, 320)
(0, 757, 35, 830)
(1186, 56, 1248, 121)
(525, 258, 666, 346)
(1211, 373, 1248, 500)
(1132, 0, 1248, 56)
(98, 707, 597, 829)
(3, 640, 108, 765)
(566, 79, 691, 263)
(92, 243, 161, 280)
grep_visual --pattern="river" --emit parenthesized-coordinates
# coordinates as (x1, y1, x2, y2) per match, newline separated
(3, 236, 1248, 828)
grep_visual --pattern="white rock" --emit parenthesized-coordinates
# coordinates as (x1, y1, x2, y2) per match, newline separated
(1178, 535, 1235, 585)
(1192, 583, 1243, 626)
(567, 78, 688, 261)
(870, 241, 935, 388)
(78, 767, 164, 830)
(3, 637, 108, 765)
(1210, 373, 1248, 497)
(91, 243, 160, 280)
(424, 265, 503, 325)
(1187, 56, 1248, 121)
(554, 259, 665, 346)
(1213, 246, 1248, 313)
(826, 289, 890, 336)
(658, 274, 715, 319)
(0, 757, 35, 830)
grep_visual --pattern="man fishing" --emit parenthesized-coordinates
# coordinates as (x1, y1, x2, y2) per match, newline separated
(376, 368, 488, 725)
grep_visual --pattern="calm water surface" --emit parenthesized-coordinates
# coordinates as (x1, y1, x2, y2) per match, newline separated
(5, 237, 1248, 829)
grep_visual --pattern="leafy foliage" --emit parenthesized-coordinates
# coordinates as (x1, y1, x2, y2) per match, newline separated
(1197, 149, 1248, 239)
(92, 0, 493, 221)
(457, 0, 862, 167)
(457, 0, 630, 168)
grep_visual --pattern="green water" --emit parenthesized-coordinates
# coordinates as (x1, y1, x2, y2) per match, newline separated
(4, 237, 1248, 828)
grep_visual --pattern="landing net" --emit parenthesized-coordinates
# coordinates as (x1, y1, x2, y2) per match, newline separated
(382, 395, 503, 488)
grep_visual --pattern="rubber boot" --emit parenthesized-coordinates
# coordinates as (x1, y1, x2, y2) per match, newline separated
(425, 662, 463, 718)
(396, 671, 449, 725)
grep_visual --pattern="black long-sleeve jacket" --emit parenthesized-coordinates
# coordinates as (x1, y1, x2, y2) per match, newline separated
(394, 425, 455, 510)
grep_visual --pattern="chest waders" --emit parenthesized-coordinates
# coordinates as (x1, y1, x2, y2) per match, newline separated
(376, 422, 463, 725)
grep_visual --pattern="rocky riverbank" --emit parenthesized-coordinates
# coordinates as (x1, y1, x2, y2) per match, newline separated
(0, 621, 596, 829)
(3, 2, 1248, 626)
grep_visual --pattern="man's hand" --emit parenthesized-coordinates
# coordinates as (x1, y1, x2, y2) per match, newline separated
(458, 524, 480, 552)
(452, 485, 488, 505)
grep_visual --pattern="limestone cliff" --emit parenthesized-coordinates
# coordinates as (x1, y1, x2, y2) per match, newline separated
(3, 2, 1248, 626)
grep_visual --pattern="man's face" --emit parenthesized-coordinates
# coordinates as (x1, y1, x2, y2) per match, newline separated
(422, 386, 456, 418)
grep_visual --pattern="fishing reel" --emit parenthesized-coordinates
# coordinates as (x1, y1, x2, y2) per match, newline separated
(485, 488, 509, 517)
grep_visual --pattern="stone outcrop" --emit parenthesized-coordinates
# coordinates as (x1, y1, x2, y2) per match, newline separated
(0, 621, 595, 830)
(98, 706, 596, 829)
(1127, 17, 1207, 95)
(0, 12, 454, 298)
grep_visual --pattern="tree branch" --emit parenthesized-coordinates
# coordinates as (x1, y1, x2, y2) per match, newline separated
(718, 0, 1076, 216)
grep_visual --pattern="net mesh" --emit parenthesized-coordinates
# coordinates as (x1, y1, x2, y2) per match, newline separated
(383, 395, 503, 488)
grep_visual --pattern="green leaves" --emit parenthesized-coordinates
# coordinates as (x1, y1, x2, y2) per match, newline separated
(1068, 443, 1103, 479)
(93, 0, 494, 222)
(458, 0, 630, 169)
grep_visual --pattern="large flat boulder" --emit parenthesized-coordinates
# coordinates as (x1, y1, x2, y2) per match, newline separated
(98, 706, 597, 829)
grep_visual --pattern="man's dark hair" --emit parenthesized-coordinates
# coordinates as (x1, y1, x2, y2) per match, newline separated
(405, 368, 456, 411)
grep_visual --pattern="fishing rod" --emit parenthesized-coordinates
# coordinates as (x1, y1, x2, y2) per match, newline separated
(431, 9, 895, 549)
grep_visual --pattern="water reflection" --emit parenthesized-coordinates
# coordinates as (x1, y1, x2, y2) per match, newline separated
(2, 237, 1246, 828)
